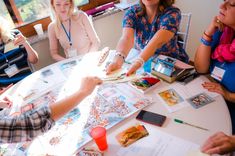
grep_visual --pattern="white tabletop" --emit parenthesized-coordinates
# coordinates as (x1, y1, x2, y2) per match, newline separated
(85, 77, 231, 156)
(0, 52, 231, 156)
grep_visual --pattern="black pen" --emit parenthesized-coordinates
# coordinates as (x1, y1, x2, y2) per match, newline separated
(39, 78, 48, 83)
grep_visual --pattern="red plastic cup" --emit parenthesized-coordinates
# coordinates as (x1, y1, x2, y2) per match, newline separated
(90, 126, 108, 151)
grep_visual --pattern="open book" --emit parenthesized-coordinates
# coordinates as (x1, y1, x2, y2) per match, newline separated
(151, 55, 194, 83)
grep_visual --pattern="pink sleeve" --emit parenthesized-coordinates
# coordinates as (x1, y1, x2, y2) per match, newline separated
(48, 22, 59, 51)
(81, 12, 100, 52)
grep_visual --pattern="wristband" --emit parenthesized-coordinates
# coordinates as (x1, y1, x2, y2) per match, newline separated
(200, 37, 212, 46)
(134, 57, 145, 67)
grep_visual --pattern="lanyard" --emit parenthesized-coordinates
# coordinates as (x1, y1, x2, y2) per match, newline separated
(61, 19, 72, 46)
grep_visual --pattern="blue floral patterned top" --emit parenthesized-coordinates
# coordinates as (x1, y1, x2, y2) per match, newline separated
(123, 4, 189, 62)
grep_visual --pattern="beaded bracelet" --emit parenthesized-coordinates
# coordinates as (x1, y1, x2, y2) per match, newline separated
(200, 37, 212, 46)
(134, 57, 145, 67)
(203, 31, 212, 39)
(115, 51, 126, 61)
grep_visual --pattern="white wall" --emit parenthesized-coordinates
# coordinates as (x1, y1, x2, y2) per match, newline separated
(175, 0, 221, 60)
(32, 38, 55, 70)
(93, 11, 124, 49)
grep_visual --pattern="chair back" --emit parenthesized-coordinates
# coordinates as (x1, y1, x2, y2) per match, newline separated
(177, 13, 192, 50)
(28, 61, 36, 72)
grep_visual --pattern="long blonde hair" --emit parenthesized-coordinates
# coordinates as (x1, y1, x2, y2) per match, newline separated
(138, 0, 175, 16)
(0, 16, 14, 43)
(50, 0, 78, 33)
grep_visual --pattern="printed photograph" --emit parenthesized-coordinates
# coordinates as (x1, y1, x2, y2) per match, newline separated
(187, 93, 214, 109)
(159, 89, 184, 106)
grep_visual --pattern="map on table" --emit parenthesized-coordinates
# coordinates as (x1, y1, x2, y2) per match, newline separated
(0, 83, 152, 156)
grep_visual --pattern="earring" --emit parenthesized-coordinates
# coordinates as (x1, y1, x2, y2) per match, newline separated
(159, 5, 164, 12)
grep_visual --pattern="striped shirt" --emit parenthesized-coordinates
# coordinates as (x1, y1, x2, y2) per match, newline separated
(0, 30, 32, 87)
(0, 106, 55, 143)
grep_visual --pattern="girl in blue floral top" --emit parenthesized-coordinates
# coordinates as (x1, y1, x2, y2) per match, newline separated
(106, 0, 189, 75)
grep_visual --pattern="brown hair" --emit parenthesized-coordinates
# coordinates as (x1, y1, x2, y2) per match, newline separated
(138, 0, 175, 16)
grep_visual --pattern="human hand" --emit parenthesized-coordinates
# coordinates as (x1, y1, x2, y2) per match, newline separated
(205, 16, 224, 36)
(201, 132, 235, 155)
(13, 33, 27, 46)
(79, 76, 102, 96)
(0, 84, 13, 95)
(106, 56, 124, 75)
(202, 81, 230, 100)
(0, 96, 13, 108)
(126, 61, 142, 76)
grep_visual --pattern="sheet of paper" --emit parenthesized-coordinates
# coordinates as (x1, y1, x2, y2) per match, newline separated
(156, 76, 219, 113)
(156, 85, 189, 113)
(116, 125, 200, 156)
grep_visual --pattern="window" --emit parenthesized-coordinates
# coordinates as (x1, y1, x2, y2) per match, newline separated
(14, 0, 51, 24)
(75, 0, 89, 6)
(0, 1, 14, 28)
(2, 0, 117, 37)
(3, 0, 89, 26)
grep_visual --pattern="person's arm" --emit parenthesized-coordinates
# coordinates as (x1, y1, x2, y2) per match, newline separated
(0, 84, 13, 95)
(194, 16, 224, 73)
(13, 33, 38, 64)
(48, 23, 66, 62)
(0, 84, 13, 108)
(105, 6, 136, 74)
(0, 76, 102, 143)
(125, 8, 181, 75)
(202, 81, 235, 102)
(0, 96, 12, 108)
(201, 132, 235, 155)
(126, 29, 174, 75)
(106, 27, 135, 74)
(50, 76, 102, 120)
(82, 12, 100, 52)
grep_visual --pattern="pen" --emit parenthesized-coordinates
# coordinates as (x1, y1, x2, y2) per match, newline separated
(174, 119, 209, 131)
(124, 60, 131, 64)
(39, 78, 48, 83)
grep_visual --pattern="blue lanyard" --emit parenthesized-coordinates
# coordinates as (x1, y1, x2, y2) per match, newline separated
(61, 19, 72, 46)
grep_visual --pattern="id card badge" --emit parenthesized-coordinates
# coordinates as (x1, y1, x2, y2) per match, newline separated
(211, 66, 225, 82)
(4, 64, 20, 77)
(67, 47, 77, 58)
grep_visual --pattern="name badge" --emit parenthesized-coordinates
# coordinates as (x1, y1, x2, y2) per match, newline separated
(4, 64, 19, 77)
(67, 48, 77, 58)
(211, 66, 225, 81)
